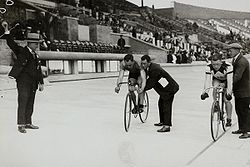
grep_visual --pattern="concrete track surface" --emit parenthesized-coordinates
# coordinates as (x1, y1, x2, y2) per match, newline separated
(1, 65, 250, 167)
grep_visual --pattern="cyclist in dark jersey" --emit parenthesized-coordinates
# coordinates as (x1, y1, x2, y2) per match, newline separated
(115, 54, 146, 113)
(201, 53, 233, 126)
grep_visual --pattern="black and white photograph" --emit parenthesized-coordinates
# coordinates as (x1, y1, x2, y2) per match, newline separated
(0, 0, 250, 166)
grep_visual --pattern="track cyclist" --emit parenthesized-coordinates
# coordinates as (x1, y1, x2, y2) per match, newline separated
(201, 53, 233, 127)
(115, 54, 146, 113)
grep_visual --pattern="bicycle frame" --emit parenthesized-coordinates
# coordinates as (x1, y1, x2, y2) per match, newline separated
(204, 86, 225, 111)
(119, 81, 139, 108)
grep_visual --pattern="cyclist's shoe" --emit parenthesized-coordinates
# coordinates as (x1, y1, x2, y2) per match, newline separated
(132, 106, 138, 114)
(226, 93, 232, 101)
(201, 93, 209, 100)
(138, 105, 144, 113)
(214, 104, 220, 112)
(226, 118, 232, 127)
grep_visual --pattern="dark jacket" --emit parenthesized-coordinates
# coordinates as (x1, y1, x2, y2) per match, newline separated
(117, 38, 125, 48)
(233, 54, 250, 98)
(6, 34, 44, 86)
(145, 63, 179, 99)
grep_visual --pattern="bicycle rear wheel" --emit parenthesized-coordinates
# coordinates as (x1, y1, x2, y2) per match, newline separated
(139, 92, 149, 123)
(124, 93, 132, 132)
(211, 101, 221, 141)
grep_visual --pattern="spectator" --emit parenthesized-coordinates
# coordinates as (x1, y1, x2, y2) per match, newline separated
(153, 31, 159, 46)
(117, 34, 125, 48)
(132, 27, 137, 38)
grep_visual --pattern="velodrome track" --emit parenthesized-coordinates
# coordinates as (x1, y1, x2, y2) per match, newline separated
(0, 65, 250, 167)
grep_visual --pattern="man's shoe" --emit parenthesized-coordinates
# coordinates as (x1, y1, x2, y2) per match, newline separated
(18, 126, 26, 133)
(157, 126, 170, 133)
(154, 122, 164, 126)
(239, 133, 250, 139)
(232, 129, 243, 134)
(25, 124, 39, 129)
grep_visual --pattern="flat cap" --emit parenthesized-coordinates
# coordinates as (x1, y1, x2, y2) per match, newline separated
(226, 43, 243, 49)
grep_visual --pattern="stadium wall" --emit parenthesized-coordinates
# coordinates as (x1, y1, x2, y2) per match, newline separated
(156, 2, 250, 20)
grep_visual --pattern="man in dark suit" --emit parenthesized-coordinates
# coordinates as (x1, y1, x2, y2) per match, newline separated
(2, 21, 44, 133)
(117, 34, 125, 48)
(228, 43, 250, 139)
(140, 55, 179, 132)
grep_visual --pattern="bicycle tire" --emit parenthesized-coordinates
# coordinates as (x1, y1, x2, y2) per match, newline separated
(124, 93, 132, 132)
(221, 95, 226, 132)
(211, 101, 221, 141)
(139, 92, 149, 123)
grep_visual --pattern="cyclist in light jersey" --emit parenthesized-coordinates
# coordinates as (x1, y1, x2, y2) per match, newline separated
(115, 54, 146, 113)
(201, 53, 233, 126)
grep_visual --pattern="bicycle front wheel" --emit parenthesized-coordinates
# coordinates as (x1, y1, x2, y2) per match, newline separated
(220, 97, 226, 132)
(139, 92, 149, 123)
(211, 101, 221, 141)
(124, 93, 132, 132)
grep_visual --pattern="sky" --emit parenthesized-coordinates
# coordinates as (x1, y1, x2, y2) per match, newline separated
(126, 0, 250, 13)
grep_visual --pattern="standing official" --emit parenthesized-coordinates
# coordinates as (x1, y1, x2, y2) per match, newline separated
(2, 21, 44, 133)
(228, 43, 250, 139)
(140, 55, 179, 132)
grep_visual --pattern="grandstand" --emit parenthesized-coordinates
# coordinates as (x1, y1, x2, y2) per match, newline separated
(1, 0, 250, 75)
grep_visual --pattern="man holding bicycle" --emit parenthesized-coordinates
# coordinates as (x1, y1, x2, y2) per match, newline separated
(201, 53, 233, 127)
(115, 54, 146, 113)
(140, 55, 179, 133)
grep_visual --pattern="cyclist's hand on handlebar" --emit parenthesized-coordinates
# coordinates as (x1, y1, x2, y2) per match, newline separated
(226, 93, 232, 101)
(201, 92, 209, 100)
(115, 86, 120, 93)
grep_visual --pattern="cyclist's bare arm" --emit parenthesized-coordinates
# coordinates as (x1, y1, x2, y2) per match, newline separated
(226, 73, 233, 95)
(115, 69, 125, 93)
(138, 70, 146, 93)
(226, 69, 233, 95)
(203, 73, 212, 94)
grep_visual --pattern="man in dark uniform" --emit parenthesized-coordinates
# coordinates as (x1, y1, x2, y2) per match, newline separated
(140, 55, 179, 132)
(228, 43, 250, 139)
(2, 21, 44, 133)
(117, 34, 125, 48)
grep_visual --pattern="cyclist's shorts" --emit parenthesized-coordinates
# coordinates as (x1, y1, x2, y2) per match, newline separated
(213, 78, 227, 88)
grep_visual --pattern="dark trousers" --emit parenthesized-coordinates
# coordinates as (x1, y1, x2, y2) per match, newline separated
(235, 97, 250, 132)
(158, 95, 174, 126)
(17, 81, 37, 125)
